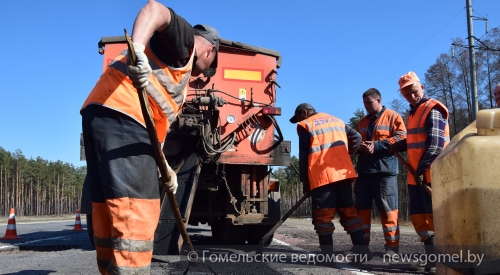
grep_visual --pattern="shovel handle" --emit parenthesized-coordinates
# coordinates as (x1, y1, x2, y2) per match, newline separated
(393, 152, 432, 196)
(259, 191, 311, 245)
(124, 29, 194, 254)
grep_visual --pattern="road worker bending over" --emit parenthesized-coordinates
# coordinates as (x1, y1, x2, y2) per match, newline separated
(80, 1, 220, 274)
(355, 88, 407, 256)
(389, 71, 450, 274)
(290, 103, 372, 262)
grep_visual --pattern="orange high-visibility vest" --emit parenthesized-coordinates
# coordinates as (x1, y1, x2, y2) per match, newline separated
(298, 113, 357, 190)
(407, 99, 450, 185)
(81, 43, 194, 143)
(356, 108, 406, 144)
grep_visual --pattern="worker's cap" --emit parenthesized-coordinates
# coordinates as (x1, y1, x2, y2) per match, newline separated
(398, 71, 420, 90)
(193, 24, 220, 75)
(289, 103, 315, 123)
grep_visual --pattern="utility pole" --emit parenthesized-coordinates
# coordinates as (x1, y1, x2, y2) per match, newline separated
(466, 0, 479, 120)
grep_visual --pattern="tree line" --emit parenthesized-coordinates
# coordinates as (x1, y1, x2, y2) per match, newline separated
(275, 29, 500, 221)
(0, 147, 86, 218)
(418, 28, 500, 134)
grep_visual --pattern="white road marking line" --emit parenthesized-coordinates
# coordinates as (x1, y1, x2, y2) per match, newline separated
(273, 238, 375, 275)
(0, 236, 66, 251)
(272, 238, 290, 246)
(0, 220, 74, 226)
(335, 262, 376, 275)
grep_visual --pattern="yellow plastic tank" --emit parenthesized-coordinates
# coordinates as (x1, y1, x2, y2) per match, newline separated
(432, 108, 500, 275)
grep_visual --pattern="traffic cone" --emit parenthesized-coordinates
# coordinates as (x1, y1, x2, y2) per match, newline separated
(72, 209, 83, 231)
(1, 208, 21, 240)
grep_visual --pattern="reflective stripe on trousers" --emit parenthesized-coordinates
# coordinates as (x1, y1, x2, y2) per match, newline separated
(311, 180, 363, 235)
(93, 199, 159, 275)
(82, 105, 161, 274)
(354, 173, 400, 247)
(408, 184, 434, 242)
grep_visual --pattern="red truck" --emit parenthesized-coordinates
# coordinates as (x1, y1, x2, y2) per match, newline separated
(82, 35, 290, 255)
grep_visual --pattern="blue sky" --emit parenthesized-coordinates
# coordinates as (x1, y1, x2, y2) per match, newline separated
(1, 0, 498, 168)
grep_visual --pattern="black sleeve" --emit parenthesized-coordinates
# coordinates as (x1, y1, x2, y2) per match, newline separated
(149, 8, 194, 68)
(345, 124, 361, 155)
(297, 125, 310, 185)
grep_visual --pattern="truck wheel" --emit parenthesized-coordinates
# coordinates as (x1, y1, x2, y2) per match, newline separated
(80, 176, 94, 249)
(86, 214, 95, 249)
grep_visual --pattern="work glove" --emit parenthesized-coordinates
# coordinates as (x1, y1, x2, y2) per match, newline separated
(415, 174, 425, 188)
(159, 160, 178, 195)
(127, 42, 152, 89)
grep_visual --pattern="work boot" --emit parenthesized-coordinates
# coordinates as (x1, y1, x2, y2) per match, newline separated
(318, 233, 333, 256)
(344, 230, 373, 263)
(384, 246, 398, 257)
(423, 236, 437, 274)
(384, 246, 399, 256)
(383, 246, 399, 264)
(409, 236, 436, 274)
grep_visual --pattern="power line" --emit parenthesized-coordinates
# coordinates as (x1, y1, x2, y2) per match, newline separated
(476, 23, 500, 41)
(452, 24, 500, 53)
(471, 5, 487, 20)
(379, 6, 465, 88)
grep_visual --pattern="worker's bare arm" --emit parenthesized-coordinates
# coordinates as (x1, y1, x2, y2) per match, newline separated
(132, 0, 172, 45)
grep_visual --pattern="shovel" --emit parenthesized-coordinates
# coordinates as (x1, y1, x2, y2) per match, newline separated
(393, 152, 432, 196)
(259, 162, 309, 246)
(259, 191, 310, 246)
(124, 30, 195, 256)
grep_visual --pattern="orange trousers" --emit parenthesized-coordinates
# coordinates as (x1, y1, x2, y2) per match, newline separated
(83, 105, 161, 274)
(311, 179, 363, 235)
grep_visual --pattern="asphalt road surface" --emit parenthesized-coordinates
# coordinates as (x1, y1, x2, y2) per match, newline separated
(0, 215, 433, 275)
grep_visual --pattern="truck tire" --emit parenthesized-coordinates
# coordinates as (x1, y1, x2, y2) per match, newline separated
(154, 151, 200, 255)
(80, 175, 95, 249)
(86, 214, 95, 249)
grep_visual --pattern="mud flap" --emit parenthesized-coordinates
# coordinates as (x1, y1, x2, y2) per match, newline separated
(153, 150, 201, 255)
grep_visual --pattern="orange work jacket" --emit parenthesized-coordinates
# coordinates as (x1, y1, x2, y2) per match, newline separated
(356, 108, 407, 174)
(407, 98, 450, 185)
(81, 43, 194, 143)
(357, 108, 406, 145)
(298, 113, 357, 190)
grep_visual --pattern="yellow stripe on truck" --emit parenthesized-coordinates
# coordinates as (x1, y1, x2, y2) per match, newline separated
(224, 69, 262, 82)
